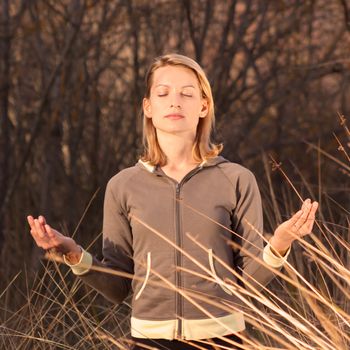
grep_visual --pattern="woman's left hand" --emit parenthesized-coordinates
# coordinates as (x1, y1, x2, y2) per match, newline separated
(270, 198, 319, 255)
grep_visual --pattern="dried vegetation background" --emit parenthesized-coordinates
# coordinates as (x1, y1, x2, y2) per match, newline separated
(0, 0, 350, 348)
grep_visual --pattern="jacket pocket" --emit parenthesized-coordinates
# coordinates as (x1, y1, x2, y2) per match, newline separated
(135, 252, 151, 300)
(208, 249, 233, 295)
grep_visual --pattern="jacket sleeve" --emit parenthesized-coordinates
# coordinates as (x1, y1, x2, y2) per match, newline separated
(72, 178, 134, 304)
(232, 169, 288, 291)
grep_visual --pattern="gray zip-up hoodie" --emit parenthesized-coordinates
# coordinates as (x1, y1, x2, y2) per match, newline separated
(66, 156, 288, 340)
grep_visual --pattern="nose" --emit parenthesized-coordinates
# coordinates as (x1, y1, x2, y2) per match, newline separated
(169, 91, 181, 109)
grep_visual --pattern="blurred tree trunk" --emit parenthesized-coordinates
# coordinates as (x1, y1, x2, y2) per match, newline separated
(0, 0, 11, 251)
(0, 0, 349, 296)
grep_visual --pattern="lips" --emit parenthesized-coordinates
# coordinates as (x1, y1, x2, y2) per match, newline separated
(164, 114, 184, 120)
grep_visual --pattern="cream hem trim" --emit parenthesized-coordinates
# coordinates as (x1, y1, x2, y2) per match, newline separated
(131, 312, 245, 340)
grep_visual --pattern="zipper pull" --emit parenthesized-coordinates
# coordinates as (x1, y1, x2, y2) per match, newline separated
(176, 184, 181, 198)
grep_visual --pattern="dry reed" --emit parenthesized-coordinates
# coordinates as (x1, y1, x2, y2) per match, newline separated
(1, 118, 349, 349)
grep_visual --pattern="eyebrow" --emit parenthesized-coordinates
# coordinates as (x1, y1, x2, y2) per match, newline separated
(154, 84, 196, 89)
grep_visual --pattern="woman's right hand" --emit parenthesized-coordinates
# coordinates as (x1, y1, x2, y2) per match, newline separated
(27, 215, 82, 264)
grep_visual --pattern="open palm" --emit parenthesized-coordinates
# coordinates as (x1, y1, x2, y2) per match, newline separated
(271, 199, 319, 253)
(27, 215, 80, 256)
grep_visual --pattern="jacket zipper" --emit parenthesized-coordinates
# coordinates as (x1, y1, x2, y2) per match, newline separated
(174, 166, 204, 339)
(175, 183, 182, 338)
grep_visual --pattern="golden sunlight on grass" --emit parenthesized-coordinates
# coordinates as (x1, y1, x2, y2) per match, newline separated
(1, 118, 349, 349)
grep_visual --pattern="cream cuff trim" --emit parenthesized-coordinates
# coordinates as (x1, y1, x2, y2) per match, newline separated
(263, 242, 290, 268)
(63, 247, 93, 275)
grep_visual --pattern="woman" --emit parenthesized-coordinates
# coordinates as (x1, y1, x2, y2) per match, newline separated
(28, 54, 318, 349)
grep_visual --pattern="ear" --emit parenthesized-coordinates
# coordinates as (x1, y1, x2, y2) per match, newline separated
(199, 98, 209, 118)
(143, 98, 152, 118)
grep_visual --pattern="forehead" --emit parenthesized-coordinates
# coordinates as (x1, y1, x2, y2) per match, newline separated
(152, 65, 200, 89)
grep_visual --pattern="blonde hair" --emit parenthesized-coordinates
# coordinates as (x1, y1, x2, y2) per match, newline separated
(141, 53, 223, 166)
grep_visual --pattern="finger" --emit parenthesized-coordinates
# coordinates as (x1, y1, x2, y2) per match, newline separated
(27, 215, 36, 230)
(28, 216, 42, 240)
(295, 201, 317, 235)
(45, 224, 62, 246)
(287, 209, 303, 227)
(39, 215, 47, 226)
(45, 224, 53, 237)
(34, 218, 46, 239)
(300, 198, 311, 213)
(301, 199, 307, 211)
(302, 200, 317, 226)
(293, 201, 312, 231)
(305, 201, 318, 231)
(306, 201, 318, 218)
(290, 198, 310, 224)
(30, 228, 40, 243)
(38, 217, 48, 232)
(45, 224, 58, 240)
(30, 228, 47, 248)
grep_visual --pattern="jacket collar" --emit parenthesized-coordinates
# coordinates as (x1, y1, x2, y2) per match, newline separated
(138, 159, 156, 173)
(137, 156, 228, 174)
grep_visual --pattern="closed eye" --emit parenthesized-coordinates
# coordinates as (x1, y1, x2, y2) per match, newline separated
(157, 93, 192, 97)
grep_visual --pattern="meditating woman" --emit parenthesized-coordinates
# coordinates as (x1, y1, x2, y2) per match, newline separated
(28, 53, 318, 349)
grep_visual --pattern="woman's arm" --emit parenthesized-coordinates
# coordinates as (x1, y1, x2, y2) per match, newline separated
(232, 170, 318, 291)
(27, 179, 134, 304)
(27, 215, 82, 263)
(28, 213, 132, 304)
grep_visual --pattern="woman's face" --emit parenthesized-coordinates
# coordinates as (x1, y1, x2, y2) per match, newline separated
(143, 65, 208, 139)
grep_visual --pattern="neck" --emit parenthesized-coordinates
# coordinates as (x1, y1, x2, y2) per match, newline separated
(157, 130, 198, 169)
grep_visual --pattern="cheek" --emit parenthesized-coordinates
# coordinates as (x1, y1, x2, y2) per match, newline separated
(152, 99, 172, 117)
(186, 102, 202, 115)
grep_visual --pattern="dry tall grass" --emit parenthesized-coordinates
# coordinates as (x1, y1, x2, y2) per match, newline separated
(1, 118, 349, 349)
